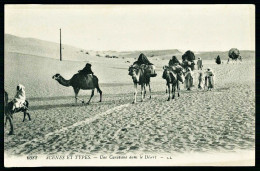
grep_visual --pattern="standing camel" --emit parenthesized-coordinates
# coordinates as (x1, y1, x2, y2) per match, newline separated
(4, 90, 31, 135)
(128, 64, 153, 103)
(162, 66, 184, 101)
(52, 73, 102, 104)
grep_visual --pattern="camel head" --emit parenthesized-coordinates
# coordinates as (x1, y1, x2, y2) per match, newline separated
(52, 73, 62, 80)
(162, 66, 171, 79)
(128, 65, 141, 82)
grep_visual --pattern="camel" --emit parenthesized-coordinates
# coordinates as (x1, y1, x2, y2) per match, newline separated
(52, 73, 102, 104)
(4, 90, 31, 135)
(128, 64, 153, 103)
(162, 66, 184, 101)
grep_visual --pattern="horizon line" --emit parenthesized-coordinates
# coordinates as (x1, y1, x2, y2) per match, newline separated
(5, 33, 255, 53)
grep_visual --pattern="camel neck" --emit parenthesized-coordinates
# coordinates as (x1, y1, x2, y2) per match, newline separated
(57, 76, 71, 87)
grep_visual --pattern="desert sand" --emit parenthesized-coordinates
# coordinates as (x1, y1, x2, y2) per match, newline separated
(4, 35, 255, 165)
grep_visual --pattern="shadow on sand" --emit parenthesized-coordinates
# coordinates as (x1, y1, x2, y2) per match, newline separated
(28, 99, 131, 111)
(28, 87, 229, 111)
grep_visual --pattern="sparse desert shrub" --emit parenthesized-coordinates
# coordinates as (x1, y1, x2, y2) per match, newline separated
(96, 54, 100, 57)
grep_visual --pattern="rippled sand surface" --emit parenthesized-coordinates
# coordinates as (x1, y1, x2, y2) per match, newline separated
(4, 56, 255, 158)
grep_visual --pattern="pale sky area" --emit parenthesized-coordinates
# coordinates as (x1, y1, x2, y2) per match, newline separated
(5, 5, 255, 51)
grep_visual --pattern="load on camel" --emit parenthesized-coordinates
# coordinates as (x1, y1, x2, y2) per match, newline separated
(162, 56, 185, 100)
(52, 63, 102, 105)
(128, 53, 157, 103)
(228, 48, 242, 64)
(182, 50, 196, 71)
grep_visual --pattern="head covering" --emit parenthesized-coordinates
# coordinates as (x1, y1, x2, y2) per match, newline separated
(207, 67, 211, 71)
(198, 57, 201, 60)
(17, 84, 25, 91)
(187, 67, 191, 71)
(85, 63, 92, 67)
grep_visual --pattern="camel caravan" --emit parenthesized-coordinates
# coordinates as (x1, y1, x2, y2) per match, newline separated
(4, 48, 242, 135)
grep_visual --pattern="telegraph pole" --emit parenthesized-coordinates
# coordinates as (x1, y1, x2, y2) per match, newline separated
(60, 28, 62, 61)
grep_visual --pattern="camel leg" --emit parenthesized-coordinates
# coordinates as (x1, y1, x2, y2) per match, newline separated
(172, 84, 175, 99)
(5, 116, 7, 127)
(73, 87, 80, 104)
(23, 112, 26, 122)
(177, 81, 180, 97)
(140, 85, 144, 102)
(167, 84, 171, 101)
(7, 116, 14, 135)
(143, 85, 146, 99)
(27, 112, 31, 121)
(86, 89, 94, 105)
(96, 85, 102, 102)
(148, 83, 152, 99)
(133, 83, 137, 104)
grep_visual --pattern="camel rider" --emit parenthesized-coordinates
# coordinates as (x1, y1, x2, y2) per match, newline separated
(168, 56, 183, 83)
(132, 53, 157, 77)
(12, 84, 26, 112)
(79, 63, 94, 76)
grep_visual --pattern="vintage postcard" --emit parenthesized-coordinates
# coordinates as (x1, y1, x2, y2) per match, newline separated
(4, 4, 255, 167)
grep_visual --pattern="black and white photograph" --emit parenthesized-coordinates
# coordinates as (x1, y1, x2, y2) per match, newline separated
(4, 4, 255, 166)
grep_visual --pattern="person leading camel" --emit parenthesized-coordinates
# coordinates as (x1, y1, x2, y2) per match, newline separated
(198, 72, 204, 89)
(205, 67, 215, 90)
(184, 67, 194, 91)
(12, 84, 26, 112)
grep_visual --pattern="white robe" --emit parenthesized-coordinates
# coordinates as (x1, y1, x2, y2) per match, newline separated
(13, 84, 26, 109)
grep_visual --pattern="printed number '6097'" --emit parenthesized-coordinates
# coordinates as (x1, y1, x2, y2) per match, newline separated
(27, 156, 37, 160)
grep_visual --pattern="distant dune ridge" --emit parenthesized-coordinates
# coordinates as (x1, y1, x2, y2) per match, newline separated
(5, 34, 255, 61)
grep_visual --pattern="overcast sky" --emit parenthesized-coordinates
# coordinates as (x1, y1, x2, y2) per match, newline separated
(5, 5, 255, 51)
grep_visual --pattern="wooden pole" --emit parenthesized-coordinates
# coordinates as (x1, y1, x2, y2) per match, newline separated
(60, 28, 62, 61)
